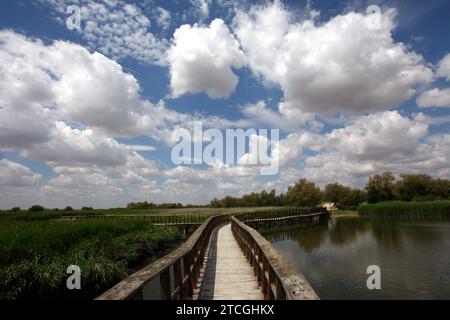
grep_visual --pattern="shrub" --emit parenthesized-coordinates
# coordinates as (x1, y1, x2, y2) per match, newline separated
(29, 205, 45, 212)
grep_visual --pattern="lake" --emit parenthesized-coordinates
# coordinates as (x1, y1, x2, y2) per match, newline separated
(258, 216, 450, 299)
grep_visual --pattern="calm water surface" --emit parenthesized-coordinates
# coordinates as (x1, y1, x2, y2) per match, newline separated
(259, 217, 450, 299)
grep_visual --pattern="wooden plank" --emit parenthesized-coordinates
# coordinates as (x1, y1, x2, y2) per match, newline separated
(173, 260, 183, 300)
(199, 224, 263, 300)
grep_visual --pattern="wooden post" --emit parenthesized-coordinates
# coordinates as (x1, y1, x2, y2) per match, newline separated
(252, 242, 257, 276)
(256, 247, 262, 286)
(183, 254, 193, 298)
(160, 268, 171, 300)
(261, 257, 269, 299)
(192, 245, 199, 287)
(268, 267, 275, 300)
(276, 278, 285, 300)
(173, 260, 183, 300)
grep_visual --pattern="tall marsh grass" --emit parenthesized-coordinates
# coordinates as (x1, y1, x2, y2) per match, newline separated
(358, 201, 450, 217)
(0, 218, 183, 300)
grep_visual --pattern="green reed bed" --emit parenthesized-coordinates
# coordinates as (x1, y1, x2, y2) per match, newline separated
(358, 201, 450, 217)
(0, 218, 183, 300)
(0, 209, 164, 221)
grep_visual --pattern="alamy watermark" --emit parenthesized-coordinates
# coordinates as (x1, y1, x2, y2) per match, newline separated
(66, 265, 81, 290)
(171, 122, 280, 176)
(66, 5, 82, 31)
(366, 265, 381, 290)
(366, 5, 382, 30)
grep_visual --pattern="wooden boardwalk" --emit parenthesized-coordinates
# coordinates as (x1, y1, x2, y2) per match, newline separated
(96, 211, 325, 301)
(197, 224, 263, 300)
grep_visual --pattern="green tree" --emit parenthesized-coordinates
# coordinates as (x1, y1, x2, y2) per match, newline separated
(381, 171, 396, 201)
(324, 183, 351, 208)
(432, 178, 450, 200)
(29, 205, 45, 212)
(127, 201, 154, 209)
(287, 178, 322, 207)
(223, 196, 237, 208)
(394, 174, 434, 201)
(367, 172, 395, 203)
(209, 198, 222, 208)
(210, 189, 282, 208)
(341, 189, 367, 207)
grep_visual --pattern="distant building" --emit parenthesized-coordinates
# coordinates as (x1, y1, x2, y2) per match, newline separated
(322, 202, 338, 211)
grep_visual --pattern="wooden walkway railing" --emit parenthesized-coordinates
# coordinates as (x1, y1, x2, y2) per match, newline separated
(96, 215, 229, 300)
(236, 208, 329, 224)
(57, 214, 210, 226)
(231, 216, 320, 300)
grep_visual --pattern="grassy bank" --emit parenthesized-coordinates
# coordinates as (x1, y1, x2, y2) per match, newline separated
(358, 201, 450, 217)
(0, 217, 183, 300)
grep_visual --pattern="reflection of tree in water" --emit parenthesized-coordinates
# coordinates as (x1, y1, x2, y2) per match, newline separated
(393, 221, 444, 244)
(370, 220, 405, 250)
(367, 217, 447, 248)
(258, 217, 448, 254)
(258, 221, 329, 253)
(325, 218, 404, 250)
(328, 217, 370, 246)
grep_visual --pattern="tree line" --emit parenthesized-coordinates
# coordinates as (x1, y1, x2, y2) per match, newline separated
(126, 201, 185, 209)
(209, 173, 450, 208)
(209, 179, 365, 208)
(12, 205, 94, 212)
(366, 172, 450, 203)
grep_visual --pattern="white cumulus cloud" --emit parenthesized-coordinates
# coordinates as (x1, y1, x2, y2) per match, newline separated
(0, 159, 42, 187)
(437, 53, 450, 80)
(416, 53, 450, 108)
(168, 19, 246, 99)
(233, 2, 433, 116)
(327, 111, 428, 161)
(297, 111, 448, 187)
(417, 88, 450, 108)
(0, 30, 189, 140)
(191, 0, 212, 19)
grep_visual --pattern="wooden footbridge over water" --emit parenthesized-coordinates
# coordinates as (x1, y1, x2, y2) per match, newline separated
(96, 208, 329, 300)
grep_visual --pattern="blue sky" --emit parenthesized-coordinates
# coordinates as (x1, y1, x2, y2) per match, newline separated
(0, 0, 449, 209)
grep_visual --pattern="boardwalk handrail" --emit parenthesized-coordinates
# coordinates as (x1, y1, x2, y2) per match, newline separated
(57, 214, 210, 225)
(96, 215, 229, 300)
(236, 207, 328, 224)
(231, 216, 321, 300)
